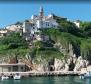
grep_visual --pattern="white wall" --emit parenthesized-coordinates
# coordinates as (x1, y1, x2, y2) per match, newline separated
(74, 21, 80, 28)
(23, 22, 32, 33)
(36, 19, 58, 29)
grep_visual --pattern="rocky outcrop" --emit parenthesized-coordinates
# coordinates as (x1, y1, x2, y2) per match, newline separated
(24, 54, 89, 72)
(74, 56, 89, 71)
(54, 58, 65, 71)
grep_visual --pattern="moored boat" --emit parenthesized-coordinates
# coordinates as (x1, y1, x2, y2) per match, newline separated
(1, 75, 9, 80)
(84, 71, 91, 78)
(13, 73, 21, 80)
(80, 71, 91, 79)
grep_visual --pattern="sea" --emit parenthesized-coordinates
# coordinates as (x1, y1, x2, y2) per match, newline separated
(0, 76, 90, 84)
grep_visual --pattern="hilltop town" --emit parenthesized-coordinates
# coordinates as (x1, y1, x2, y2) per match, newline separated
(0, 6, 91, 73)
(0, 6, 80, 41)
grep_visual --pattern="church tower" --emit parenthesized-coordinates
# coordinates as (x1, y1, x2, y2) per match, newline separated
(39, 6, 44, 18)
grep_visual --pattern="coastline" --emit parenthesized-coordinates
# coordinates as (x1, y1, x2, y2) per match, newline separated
(0, 71, 81, 77)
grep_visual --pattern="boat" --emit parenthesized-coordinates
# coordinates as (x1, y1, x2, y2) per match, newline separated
(80, 71, 91, 79)
(1, 75, 9, 80)
(84, 71, 91, 78)
(13, 73, 21, 80)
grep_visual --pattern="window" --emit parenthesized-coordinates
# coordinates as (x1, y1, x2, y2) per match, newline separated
(33, 27, 35, 29)
(48, 23, 49, 26)
(46, 22, 47, 26)
(41, 22, 43, 26)
(21, 66, 23, 70)
(13, 66, 18, 72)
(46, 22, 49, 27)
(8, 67, 11, 72)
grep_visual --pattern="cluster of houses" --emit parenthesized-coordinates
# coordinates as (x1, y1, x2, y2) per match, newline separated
(0, 6, 59, 41)
(0, 6, 80, 41)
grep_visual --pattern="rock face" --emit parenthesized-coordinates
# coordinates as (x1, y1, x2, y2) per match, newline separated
(33, 58, 74, 72)
(67, 56, 75, 71)
(25, 55, 89, 72)
(34, 64, 46, 71)
(74, 56, 89, 71)
(54, 58, 65, 71)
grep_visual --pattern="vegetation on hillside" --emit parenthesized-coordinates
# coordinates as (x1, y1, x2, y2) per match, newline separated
(0, 33, 30, 57)
(0, 15, 91, 62)
(54, 15, 91, 62)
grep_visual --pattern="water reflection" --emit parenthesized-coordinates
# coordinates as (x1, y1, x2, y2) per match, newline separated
(0, 76, 91, 84)
(13, 80, 21, 84)
(85, 78, 91, 84)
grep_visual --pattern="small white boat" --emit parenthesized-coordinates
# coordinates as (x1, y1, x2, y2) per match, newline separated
(84, 71, 91, 78)
(13, 74, 21, 80)
(80, 71, 91, 79)
(1, 75, 9, 80)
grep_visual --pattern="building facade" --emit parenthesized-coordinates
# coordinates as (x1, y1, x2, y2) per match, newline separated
(0, 63, 26, 72)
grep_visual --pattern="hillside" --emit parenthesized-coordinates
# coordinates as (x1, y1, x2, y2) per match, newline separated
(0, 15, 91, 65)
(0, 33, 30, 58)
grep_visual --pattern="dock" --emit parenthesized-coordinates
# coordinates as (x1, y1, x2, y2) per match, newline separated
(0, 71, 81, 77)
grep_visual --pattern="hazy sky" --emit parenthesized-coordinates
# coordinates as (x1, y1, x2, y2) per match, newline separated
(0, 3, 91, 28)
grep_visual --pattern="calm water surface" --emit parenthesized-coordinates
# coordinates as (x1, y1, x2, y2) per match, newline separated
(0, 76, 90, 84)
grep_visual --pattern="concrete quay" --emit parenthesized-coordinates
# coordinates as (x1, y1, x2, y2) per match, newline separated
(0, 71, 81, 77)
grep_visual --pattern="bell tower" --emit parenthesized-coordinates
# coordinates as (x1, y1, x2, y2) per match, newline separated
(39, 6, 44, 18)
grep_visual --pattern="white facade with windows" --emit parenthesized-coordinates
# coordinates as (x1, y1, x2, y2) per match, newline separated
(23, 6, 58, 34)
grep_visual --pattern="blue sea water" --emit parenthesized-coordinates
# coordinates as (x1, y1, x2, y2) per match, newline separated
(0, 76, 90, 84)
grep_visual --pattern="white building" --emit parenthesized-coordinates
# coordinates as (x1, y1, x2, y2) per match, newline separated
(23, 6, 58, 35)
(0, 29, 8, 37)
(74, 20, 80, 28)
(6, 24, 22, 32)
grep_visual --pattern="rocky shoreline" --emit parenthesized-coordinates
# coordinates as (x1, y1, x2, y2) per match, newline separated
(0, 54, 90, 77)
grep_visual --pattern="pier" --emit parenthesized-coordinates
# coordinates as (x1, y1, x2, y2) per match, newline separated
(0, 71, 81, 77)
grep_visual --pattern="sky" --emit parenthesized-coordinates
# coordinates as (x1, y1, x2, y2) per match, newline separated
(0, 2, 91, 28)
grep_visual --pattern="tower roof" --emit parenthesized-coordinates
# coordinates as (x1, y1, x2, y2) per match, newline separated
(39, 6, 44, 17)
(40, 6, 43, 13)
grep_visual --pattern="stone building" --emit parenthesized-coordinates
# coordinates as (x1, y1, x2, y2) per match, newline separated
(0, 63, 26, 72)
